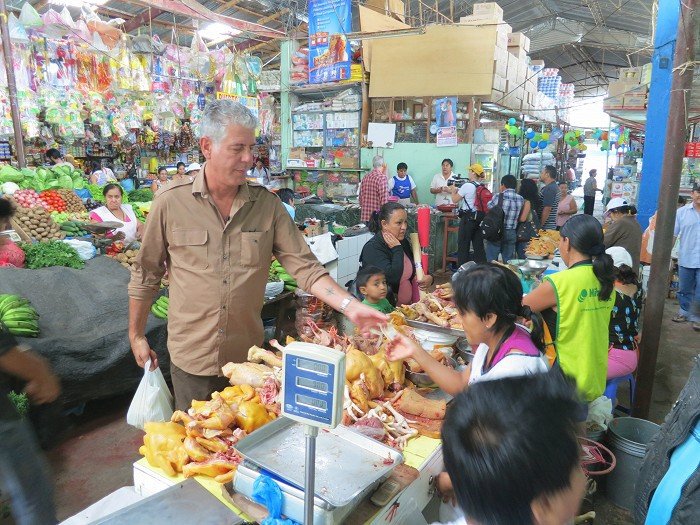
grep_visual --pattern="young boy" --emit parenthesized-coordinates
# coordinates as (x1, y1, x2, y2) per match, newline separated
(356, 266, 394, 314)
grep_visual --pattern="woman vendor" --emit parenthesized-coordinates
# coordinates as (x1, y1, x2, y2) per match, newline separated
(89, 184, 143, 244)
(359, 202, 432, 306)
(604, 197, 642, 270)
(524, 214, 616, 404)
(89, 162, 116, 186)
(0, 198, 25, 268)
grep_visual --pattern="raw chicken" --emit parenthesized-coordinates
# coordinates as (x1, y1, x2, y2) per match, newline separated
(247, 345, 283, 368)
(222, 362, 274, 388)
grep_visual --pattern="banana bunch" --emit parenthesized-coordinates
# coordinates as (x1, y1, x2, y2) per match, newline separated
(151, 296, 169, 320)
(0, 294, 40, 338)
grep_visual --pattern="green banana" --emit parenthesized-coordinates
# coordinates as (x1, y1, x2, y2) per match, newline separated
(0, 299, 29, 317)
(2, 305, 39, 316)
(9, 328, 39, 338)
(151, 304, 168, 319)
(4, 320, 39, 330)
(2, 311, 39, 322)
(0, 295, 22, 314)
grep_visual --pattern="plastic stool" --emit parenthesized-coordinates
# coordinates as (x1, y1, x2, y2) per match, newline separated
(604, 374, 636, 414)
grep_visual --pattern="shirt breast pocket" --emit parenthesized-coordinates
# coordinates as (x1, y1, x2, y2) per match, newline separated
(170, 229, 208, 270)
(240, 231, 268, 267)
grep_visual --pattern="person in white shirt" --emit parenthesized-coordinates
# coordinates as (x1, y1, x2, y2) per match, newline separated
(387, 162, 419, 205)
(450, 164, 488, 264)
(435, 373, 587, 525)
(430, 158, 456, 206)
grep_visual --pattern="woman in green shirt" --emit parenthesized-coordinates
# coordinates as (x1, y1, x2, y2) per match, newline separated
(524, 214, 616, 402)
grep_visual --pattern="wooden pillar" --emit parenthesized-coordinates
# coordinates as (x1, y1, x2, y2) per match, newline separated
(465, 98, 476, 144)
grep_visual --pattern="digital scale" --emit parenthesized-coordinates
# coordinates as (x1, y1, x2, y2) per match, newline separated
(233, 342, 403, 524)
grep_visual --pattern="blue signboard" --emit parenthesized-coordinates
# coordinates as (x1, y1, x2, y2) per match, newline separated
(308, 0, 352, 84)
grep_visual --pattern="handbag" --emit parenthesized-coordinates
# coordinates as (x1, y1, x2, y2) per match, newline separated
(516, 208, 540, 243)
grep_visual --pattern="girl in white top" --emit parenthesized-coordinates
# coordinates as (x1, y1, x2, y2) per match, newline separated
(430, 158, 456, 206)
(386, 263, 549, 522)
(89, 183, 143, 244)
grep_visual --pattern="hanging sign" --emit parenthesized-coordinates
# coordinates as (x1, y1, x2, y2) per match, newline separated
(215, 93, 260, 120)
(436, 126, 458, 147)
(308, 0, 352, 84)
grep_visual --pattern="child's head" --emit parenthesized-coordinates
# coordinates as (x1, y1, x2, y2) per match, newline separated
(356, 266, 388, 303)
(442, 373, 585, 525)
(452, 263, 543, 350)
(396, 162, 408, 177)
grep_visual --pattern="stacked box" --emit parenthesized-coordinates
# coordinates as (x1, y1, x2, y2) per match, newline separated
(507, 32, 531, 52)
(623, 84, 648, 108)
(473, 2, 504, 18)
(618, 66, 642, 84)
(537, 68, 561, 99)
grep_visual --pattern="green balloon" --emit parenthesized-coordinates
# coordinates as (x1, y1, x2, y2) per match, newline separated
(507, 125, 518, 135)
(534, 133, 542, 142)
(514, 128, 523, 137)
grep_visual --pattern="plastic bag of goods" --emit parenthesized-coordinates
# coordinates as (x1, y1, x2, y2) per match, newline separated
(62, 239, 96, 260)
(126, 359, 173, 430)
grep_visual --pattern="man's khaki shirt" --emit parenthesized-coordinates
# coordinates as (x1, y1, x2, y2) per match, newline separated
(128, 172, 328, 376)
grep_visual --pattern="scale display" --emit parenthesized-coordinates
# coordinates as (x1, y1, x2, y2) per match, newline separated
(281, 342, 345, 428)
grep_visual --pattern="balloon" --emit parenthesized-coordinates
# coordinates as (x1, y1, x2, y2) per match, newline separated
(513, 128, 523, 137)
(574, 130, 581, 137)
(541, 133, 550, 141)
(530, 139, 538, 148)
(601, 131, 609, 141)
(508, 117, 516, 126)
(504, 123, 510, 130)
(551, 128, 563, 140)
(601, 140, 609, 151)
(507, 125, 518, 135)
(526, 130, 535, 139)
(534, 133, 542, 142)
(538, 140, 548, 149)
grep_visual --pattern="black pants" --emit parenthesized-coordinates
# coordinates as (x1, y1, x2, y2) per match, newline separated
(583, 195, 595, 215)
(457, 215, 486, 265)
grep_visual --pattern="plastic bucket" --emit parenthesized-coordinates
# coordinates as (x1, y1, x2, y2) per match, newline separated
(412, 328, 459, 353)
(606, 417, 660, 510)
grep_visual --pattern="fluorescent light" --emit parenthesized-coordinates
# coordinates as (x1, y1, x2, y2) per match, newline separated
(198, 23, 241, 41)
(50, 0, 109, 7)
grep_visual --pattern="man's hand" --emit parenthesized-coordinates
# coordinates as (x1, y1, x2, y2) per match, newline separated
(24, 365, 60, 405)
(131, 335, 158, 370)
(344, 301, 387, 335)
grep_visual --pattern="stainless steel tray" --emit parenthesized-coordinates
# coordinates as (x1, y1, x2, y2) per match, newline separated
(406, 318, 466, 337)
(234, 417, 403, 508)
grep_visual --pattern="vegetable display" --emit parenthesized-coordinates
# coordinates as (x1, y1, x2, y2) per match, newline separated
(15, 165, 86, 191)
(60, 221, 90, 237)
(108, 248, 139, 269)
(12, 189, 48, 210)
(12, 205, 65, 242)
(56, 189, 87, 213)
(0, 294, 40, 338)
(269, 260, 298, 291)
(21, 241, 84, 269)
(128, 188, 154, 202)
(86, 184, 105, 203)
(8, 391, 29, 416)
(151, 295, 169, 319)
(38, 190, 67, 213)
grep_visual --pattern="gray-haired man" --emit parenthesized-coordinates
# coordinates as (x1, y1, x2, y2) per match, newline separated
(128, 100, 386, 408)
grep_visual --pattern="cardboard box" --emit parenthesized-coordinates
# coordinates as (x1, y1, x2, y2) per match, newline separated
(473, 2, 504, 20)
(364, 0, 405, 22)
(640, 63, 652, 84)
(488, 89, 505, 103)
(517, 61, 529, 83)
(623, 94, 648, 108)
(618, 66, 642, 84)
(507, 32, 530, 52)
(507, 53, 519, 79)
(607, 81, 639, 98)
(289, 147, 306, 160)
(530, 59, 545, 67)
(507, 46, 528, 62)
(604, 95, 624, 109)
(359, 6, 410, 71)
(494, 58, 508, 78)
(493, 75, 507, 92)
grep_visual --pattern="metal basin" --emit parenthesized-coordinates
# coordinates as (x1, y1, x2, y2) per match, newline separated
(406, 356, 458, 388)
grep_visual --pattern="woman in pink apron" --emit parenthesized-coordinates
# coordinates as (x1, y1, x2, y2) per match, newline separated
(89, 184, 142, 243)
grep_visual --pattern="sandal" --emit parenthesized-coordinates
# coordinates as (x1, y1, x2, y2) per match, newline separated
(672, 314, 688, 323)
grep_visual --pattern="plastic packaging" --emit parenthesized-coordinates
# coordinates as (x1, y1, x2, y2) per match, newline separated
(126, 359, 173, 430)
(62, 239, 97, 260)
(252, 475, 298, 525)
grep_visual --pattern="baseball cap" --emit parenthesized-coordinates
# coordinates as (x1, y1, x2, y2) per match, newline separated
(605, 197, 629, 212)
(185, 162, 201, 173)
(605, 246, 633, 268)
(469, 163, 485, 176)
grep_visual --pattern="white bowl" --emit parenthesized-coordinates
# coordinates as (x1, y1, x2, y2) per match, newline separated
(265, 280, 284, 298)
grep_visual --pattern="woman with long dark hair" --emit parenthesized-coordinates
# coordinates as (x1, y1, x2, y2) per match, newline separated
(516, 178, 542, 258)
(387, 263, 548, 395)
(359, 202, 432, 306)
(524, 214, 615, 402)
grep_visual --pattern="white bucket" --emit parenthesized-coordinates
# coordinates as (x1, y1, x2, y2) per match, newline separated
(641, 265, 650, 295)
(412, 328, 459, 353)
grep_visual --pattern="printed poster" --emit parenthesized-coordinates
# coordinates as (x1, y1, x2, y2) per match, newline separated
(215, 92, 260, 121)
(308, 0, 352, 84)
(437, 126, 458, 147)
(434, 97, 458, 128)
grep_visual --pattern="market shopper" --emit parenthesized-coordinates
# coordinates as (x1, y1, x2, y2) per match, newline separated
(485, 175, 524, 263)
(603, 169, 614, 206)
(45, 148, 70, 167)
(88, 161, 116, 186)
(129, 100, 386, 409)
(386, 263, 548, 395)
(451, 164, 490, 264)
(672, 183, 700, 329)
(359, 202, 433, 306)
(605, 247, 642, 380)
(524, 214, 616, 403)
(249, 158, 269, 186)
(556, 182, 578, 230)
(276, 188, 296, 219)
(430, 158, 456, 206)
(440, 374, 586, 525)
(89, 184, 143, 244)
(0, 198, 26, 268)
(583, 169, 598, 215)
(0, 332, 60, 525)
(388, 162, 419, 205)
(603, 198, 642, 270)
(539, 165, 560, 230)
(516, 178, 542, 259)
(359, 155, 390, 223)
(173, 162, 186, 181)
(151, 166, 169, 193)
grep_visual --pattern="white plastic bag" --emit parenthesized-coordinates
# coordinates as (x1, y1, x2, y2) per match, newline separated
(126, 359, 173, 430)
(62, 239, 97, 260)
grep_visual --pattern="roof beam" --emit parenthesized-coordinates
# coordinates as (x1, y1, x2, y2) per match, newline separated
(123, 8, 166, 33)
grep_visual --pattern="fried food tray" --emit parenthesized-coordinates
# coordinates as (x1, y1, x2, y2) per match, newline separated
(405, 319, 466, 337)
(234, 417, 403, 508)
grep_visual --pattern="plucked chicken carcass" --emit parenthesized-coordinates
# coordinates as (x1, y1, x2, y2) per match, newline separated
(222, 362, 274, 388)
(247, 345, 283, 368)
